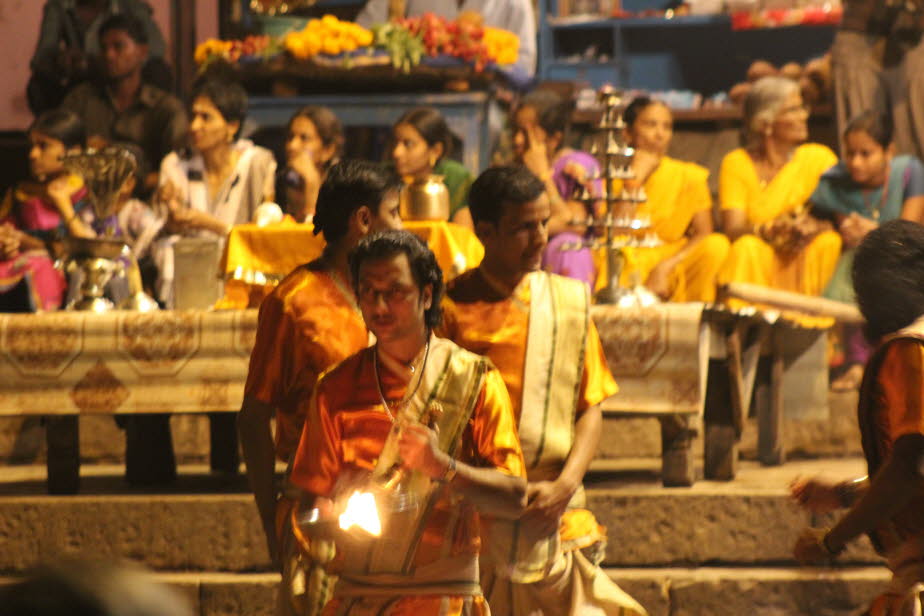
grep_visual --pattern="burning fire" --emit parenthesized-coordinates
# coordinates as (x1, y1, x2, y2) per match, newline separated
(338, 490, 382, 536)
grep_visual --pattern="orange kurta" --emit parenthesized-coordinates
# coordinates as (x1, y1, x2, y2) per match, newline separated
(861, 337, 924, 548)
(244, 262, 368, 461)
(439, 269, 646, 616)
(856, 326, 924, 615)
(439, 269, 617, 425)
(289, 343, 524, 616)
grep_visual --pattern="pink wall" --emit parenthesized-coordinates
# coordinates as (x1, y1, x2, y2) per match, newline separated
(0, 0, 217, 132)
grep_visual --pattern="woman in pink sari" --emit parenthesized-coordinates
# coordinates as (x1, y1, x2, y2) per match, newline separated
(0, 110, 91, 312)
(512, 90, 601, 288)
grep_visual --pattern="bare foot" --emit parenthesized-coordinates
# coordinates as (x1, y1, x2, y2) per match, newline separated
(831, 363, 864, 392)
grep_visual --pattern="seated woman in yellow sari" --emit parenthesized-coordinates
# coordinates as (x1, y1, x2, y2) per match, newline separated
(606, 96, 729, 301)
(718, 76, 840, 303)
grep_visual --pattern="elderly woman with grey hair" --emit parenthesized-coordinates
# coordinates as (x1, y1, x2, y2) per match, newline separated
(717, 76, 842, 305)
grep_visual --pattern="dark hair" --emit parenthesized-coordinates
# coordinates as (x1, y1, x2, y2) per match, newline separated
(468, 165, 546, 226)
(844, 110, 893, 149)
(853, 219, 924, 340)
(394, 107, 453, 159)
(289, 106, 344, 167)
(0, 559, 192, 616)
(98, 13, 149, 45)
(520, 90, 572, 140)
(313, 159, 403, 244)
(190, 78, 248, 138)
(30, 110, 86, 149)
(349, 229, 443, 329)
(623, 95, 670, 129)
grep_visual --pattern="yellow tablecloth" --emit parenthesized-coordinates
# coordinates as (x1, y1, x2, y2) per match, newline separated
(219, 219, 484, 308)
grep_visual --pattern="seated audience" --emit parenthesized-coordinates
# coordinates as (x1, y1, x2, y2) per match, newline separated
(153, 77, 276, 309)
(59, 13, 185, 197)
(811, 110, 924, 390)
(392, 106, 474, 228)
(276, 105, 344, 223)
(718, 76, 841, 304)
(0, 110, 90, 312)
(29, 0, 171, 114)
(610, 96, 729, 301)
(513, 89, 600, 287)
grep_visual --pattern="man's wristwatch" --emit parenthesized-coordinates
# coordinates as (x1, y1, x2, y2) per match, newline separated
(441, 457, 458, 483)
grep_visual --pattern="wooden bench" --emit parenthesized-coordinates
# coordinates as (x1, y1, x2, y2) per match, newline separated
(0, 310, 257, 493)
(593, 303, 830, 486)
(2, 303, 831, 492)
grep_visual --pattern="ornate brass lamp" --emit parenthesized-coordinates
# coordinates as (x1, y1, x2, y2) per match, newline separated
(61, 147, 158, 312)
(563, 86, 661, 307)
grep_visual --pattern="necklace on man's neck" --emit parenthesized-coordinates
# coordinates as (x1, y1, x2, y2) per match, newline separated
(373, 336, 431, 422)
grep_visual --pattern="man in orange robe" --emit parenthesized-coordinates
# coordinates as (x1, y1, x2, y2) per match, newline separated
(438, 166, 647, 616)
(289, 230, 526, 615)
(792, 220, 924, 615)
(238, 160, 402, 616)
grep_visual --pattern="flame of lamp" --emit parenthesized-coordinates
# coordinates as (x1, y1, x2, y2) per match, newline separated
(338, 490, 382, 536)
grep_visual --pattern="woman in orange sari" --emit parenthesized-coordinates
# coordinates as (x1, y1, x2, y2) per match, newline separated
(718, 76, 840, 302)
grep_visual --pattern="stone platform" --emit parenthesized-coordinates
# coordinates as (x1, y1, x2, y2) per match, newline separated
(0, 381, 878, 615)
(0, 457, 886, 616)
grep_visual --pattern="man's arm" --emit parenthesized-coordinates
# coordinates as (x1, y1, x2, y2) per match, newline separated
(524, 404, 601, 535)
(398, 367, 526, 519)
(31, 1, 67, 70)
(237, 294, 292, 567)
(399, 422, 526, 519)
(354, 0, 390, 28)
(824, 433, 924, 552)
(238, 396, 280, 566)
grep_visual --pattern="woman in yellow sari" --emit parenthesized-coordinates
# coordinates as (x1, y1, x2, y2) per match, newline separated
(718, 76, 840, 300)
(605, 97, 729, 301)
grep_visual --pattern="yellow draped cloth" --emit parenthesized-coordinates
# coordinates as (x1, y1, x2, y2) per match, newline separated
(440, 269, 646, 616)
(219, 219, 484, 308)
(290, 337, 525, 616)
(596, 156, 729, 301)
(856, 317, 924, 615)
(717, 144, 841, 314)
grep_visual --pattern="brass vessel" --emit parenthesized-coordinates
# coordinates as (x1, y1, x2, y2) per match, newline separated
(399, 175, 450, 222)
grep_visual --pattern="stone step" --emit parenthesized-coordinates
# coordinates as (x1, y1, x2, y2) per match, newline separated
(0, 459, 880, 574)
(609, 566, 890, 616)
(0, 571, 278, 616)
(0, 567, 892, 616)
(597, 389, 864, 461)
